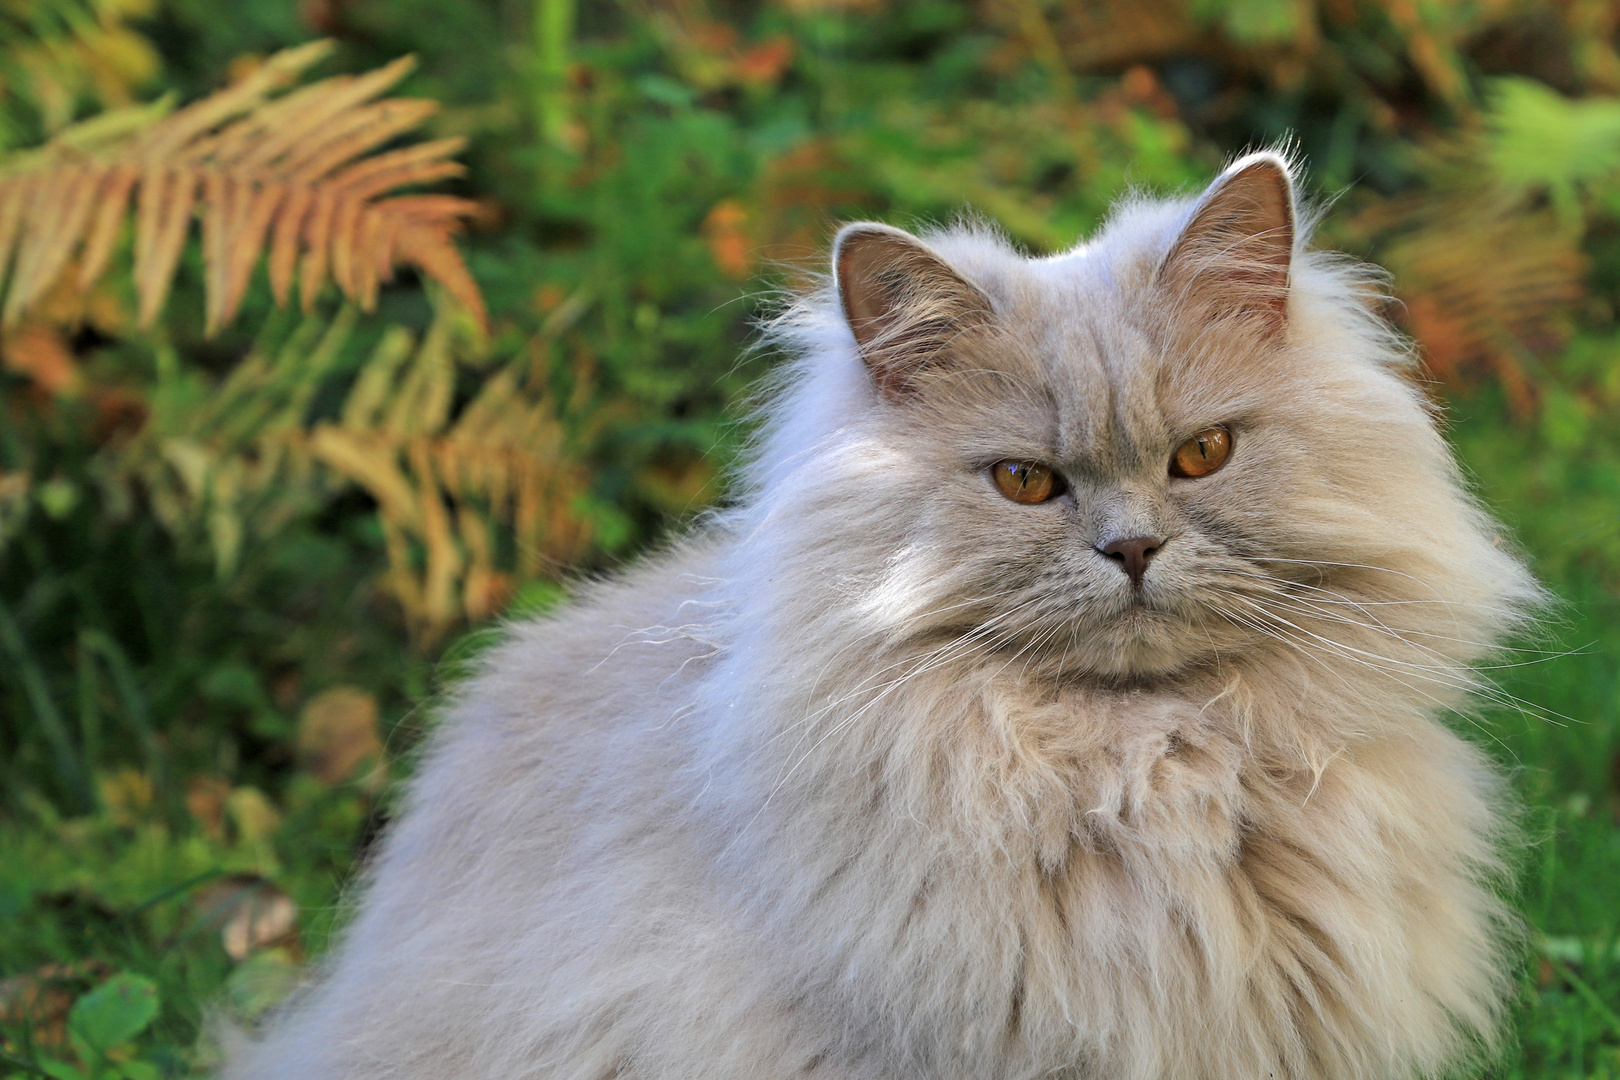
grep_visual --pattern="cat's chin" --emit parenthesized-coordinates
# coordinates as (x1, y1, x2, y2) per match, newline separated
(1066, 606, 1213, 681)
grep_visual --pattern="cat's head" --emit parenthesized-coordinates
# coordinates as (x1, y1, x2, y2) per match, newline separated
(754, 153, 1537, 686)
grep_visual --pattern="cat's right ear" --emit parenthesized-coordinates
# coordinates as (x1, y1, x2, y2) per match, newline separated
(834, 224, 992, 402)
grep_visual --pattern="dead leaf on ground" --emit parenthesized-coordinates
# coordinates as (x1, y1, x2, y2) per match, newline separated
(185, 775, 232, 839)
(0, 323, 80, 395)
(98, 767, 153, 827)
(296, 685, 383, 786)
(189, 874, 299, 961)
(0, 961, 112, 1052)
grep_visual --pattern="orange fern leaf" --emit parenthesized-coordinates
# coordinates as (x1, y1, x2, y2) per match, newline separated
(0, 40, 487, 334)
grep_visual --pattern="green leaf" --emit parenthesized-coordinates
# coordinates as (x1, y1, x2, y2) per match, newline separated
(223, 947, 302, 1023)
(66, 975, 160, 1057)
(1189, 0, 1297, 43)
(1487, 77, 1620, 214)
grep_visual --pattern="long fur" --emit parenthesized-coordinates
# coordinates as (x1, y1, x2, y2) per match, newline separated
(225, 154, 1542, 1080)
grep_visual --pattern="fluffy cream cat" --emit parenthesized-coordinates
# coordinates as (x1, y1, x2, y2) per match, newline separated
(226, 153, 1541, 1080)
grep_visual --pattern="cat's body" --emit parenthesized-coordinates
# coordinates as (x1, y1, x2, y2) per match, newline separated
(228, 155, 1539, 1080)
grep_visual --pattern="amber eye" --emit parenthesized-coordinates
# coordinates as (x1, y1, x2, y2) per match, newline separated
(991, 460, 1064, 503)
(1169, 425, 1233, 478)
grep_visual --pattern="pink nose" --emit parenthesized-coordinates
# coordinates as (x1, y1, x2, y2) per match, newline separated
(1097, 535, 1163, 588)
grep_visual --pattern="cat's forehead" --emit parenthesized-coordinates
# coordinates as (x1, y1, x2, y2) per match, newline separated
(916, 221, 1295, 469)
(980, 248, 1231, 463)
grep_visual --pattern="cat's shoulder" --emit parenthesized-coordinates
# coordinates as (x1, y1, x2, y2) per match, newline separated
(446, 532, 729, 740)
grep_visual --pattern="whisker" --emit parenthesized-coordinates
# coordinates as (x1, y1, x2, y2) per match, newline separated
(1220, 592, 1566, 730)
(1204, 566, 1560, 658)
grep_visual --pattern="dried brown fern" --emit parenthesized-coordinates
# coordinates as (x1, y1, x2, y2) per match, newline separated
(1041, 0, 1199, 73)
(308, 311, 589, 639)
(1354, 130, 1588, 411)
(117, 301, 587, 643)
(0, 40, 486, 334)
(1373, 194, 1582, 407)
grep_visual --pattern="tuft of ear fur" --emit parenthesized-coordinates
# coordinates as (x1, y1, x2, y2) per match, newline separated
(833, 223, 993, 401)
(1158, 153, 1295, 339)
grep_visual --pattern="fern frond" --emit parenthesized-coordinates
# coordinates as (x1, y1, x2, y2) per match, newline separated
(114, 300, 585, 639)
(0, 0, 163, 139)
(1045, 0, 1196, 71)
(0, 40, 487, 333)
(302, 306, 587, 638)
(1356, 129, 1587, 407)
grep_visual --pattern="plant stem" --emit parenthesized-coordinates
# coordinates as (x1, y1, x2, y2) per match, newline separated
(0, 596, 93, 813)
(533, 0, 576, 149)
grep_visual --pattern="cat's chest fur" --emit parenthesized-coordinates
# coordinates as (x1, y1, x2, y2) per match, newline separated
(705, 661, 1508, 1080)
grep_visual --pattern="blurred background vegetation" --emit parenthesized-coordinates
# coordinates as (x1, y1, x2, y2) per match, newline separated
(0, 0, 1618, 1076)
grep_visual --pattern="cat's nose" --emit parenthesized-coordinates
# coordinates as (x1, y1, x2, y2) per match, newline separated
(1097, 535, 1163, 588)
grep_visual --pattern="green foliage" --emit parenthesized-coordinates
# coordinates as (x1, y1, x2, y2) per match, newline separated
(3, 0, 1620, 1076)
(1488, 79, 1620, 205)
(66, 973, 160, 1069)
(0, 0, 161, 150)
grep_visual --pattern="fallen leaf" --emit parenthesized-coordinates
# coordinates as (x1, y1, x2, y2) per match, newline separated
(734, 36, 794, 87)
(99, 768, 153, 827)
(297, 686, 383, 786)
(190, 875, 299, 961)
(0, 961, 112, 1052)
(0, 324, 80, 395)
(185, 775, 231, 839)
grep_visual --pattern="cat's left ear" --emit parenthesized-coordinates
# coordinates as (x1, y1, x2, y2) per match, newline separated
(1157, 152, 1295, 339)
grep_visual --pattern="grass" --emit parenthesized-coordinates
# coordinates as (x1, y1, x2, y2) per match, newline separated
(1451, 392, 1620, 1079)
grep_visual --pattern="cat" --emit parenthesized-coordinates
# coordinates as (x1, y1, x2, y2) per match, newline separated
(225, 152, 1543, 1080)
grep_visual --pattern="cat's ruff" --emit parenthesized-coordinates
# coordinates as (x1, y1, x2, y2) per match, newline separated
(226, 154, 1540, 1080)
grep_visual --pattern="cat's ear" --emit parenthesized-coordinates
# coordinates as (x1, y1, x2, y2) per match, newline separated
(834, 223, 993, 401)
(1157, 153, 1295, 339)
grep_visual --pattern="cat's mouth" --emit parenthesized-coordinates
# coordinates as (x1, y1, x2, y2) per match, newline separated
(1117, 598, 1173, 624)
(1072, 591, 1219, 677)
(1111, 584, 1171, 615)
(1105, 599, 1177, 637)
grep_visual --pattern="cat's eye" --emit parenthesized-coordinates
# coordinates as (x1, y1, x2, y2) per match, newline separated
(1169, 426, 1233, 479)
(991, 460, 1064, 503)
